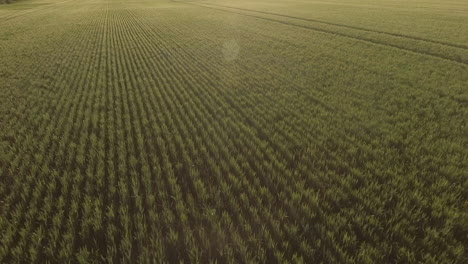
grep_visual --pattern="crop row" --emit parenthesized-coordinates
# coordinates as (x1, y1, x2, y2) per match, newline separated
(0, 0, 467, 263)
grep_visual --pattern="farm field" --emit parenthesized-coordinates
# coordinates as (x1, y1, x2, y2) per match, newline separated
(0, 0, 467, 262)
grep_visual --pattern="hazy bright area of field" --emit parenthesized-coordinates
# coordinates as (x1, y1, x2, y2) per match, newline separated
(0, 0, 467, 263)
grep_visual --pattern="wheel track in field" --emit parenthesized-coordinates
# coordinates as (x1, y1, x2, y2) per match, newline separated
(197, 2, 468, 50)
(137, 4, 391, 193)
(177, 1, 468, 66)
(205, 5, 468, 143)
(131, 7, 442, 258)
(134, 8, 464, 258)
(0, 3, 458, 258)
(140, 4, 464, 188)
(132, 8, 406, 260)
(179, 25, 468, 253)
(1, 1, 465, 261)
(0, 0, 75, 23)
(242, 24, 468, 107)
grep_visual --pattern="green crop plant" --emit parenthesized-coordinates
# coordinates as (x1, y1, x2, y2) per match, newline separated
(0, 0, 467, 262)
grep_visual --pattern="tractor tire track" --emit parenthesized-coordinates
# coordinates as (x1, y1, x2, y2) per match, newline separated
(0, 0, 75, 23)
(199, 2, 468, 50)
(181, 2, 468, 66)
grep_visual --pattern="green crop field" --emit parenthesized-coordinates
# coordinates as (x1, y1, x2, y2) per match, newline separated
(0, 0, 467, 263)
